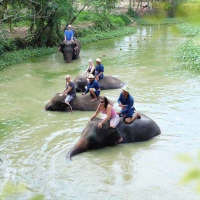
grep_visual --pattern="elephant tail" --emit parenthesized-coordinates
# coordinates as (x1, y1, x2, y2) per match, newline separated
(66, 138, 89, 160)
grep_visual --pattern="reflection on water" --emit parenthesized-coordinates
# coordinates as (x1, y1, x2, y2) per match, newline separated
(1, 25, 200, 200)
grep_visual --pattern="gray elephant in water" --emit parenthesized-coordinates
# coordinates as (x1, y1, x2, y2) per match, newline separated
(45, 93, 112, 111)
(74, 75, 125, 92)
(58, 39, 81, 63)
(67, 115, 161, 159)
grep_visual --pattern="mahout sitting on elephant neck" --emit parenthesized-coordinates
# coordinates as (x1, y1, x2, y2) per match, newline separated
(66, 115, 161, 159)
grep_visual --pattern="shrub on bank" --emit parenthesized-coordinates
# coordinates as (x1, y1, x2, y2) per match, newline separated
(134, 17, 183, 25)
(79, 27, 136, 45)
(0, 47, 56, 70)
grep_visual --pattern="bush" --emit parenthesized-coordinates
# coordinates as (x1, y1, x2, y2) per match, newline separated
(117, 14, 132, 25)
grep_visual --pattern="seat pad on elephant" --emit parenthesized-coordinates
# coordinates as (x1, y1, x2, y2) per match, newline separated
(74, 75, 125, 92)
(45, 93, 113, 111)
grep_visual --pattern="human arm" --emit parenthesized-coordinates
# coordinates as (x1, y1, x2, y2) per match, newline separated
(71, 30, 74, 41)
(97, 105, 112, 128)
(89, 64, 95, 75)
(96, 64, 104, 78)
(90, 104, 101, 121)
(62, 86, 72, 96)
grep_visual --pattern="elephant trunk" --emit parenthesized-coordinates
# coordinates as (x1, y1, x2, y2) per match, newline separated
(66, 138, 89, 160)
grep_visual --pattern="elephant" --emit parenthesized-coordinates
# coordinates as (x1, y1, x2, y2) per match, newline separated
(67, 115, 161, 159)
(45, 93, 112, 111)
(58, 39, 81, 63)
(74, 75, 125, 92)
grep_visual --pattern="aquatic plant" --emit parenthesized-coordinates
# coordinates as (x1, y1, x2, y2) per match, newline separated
(176, 23, 200, 37)
(175, 37, 200, 71)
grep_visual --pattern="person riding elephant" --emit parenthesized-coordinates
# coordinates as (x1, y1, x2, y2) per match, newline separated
(90, 96, 123, 144)
(95, 58, 104, 81)
(66, 115, 161, 159)
(59, 75, 76, 112)
(82, 74, 101, 102)
(84, 59, 95, 78)
(117, 86, 141, 124)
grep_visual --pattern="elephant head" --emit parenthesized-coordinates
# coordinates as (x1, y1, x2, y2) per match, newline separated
(58, 39, 81, 63)
(67, 118, 121, 159)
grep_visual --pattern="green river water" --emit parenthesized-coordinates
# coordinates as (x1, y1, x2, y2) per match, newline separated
(0, 25, 200, 200)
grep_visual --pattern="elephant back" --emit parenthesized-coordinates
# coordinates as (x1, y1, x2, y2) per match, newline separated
(117, 114, 161, 143)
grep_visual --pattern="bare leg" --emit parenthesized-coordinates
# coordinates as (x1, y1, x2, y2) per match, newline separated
(125, 112, 141, 124)
(65, 102, 73, 112)
(89, 89, 97, 101)
(110, 125, 123, 143)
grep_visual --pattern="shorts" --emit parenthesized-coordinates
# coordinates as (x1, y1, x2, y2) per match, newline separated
(90, 89, 100, 97)
(103, 114, 120, 128)
(64, 95, 74, 103)
(110, 115, 120, 127)
(122, 108, 135, 119)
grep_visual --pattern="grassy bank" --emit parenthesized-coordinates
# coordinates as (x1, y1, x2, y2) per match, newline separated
(175, 23, 200, 72)
(0, 47, 56, 70)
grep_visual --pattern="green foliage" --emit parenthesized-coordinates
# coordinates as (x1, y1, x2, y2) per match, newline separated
(134, 17, 183, 25)
(178, 151, 200, 193)
(176, 23, 200, 37)
(0, 47, 56, 70)
(175, 38, 200, 71)
(117, 14, 132, 25)
(79, 27, 136, 45)
(127, 7, 139, 18)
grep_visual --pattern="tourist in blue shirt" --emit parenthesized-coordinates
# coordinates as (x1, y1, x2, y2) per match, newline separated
(95, 58, 104, 81)
(64, 25, 74, 41)
(117, 86, 141, 124)
(82, 74, 101, 101)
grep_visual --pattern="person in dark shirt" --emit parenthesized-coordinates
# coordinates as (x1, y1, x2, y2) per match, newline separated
(60, 75, 76, 112)
(95, 58, 104, 81)
(117, 86, 141, 123)
(82, 74, 100, 101)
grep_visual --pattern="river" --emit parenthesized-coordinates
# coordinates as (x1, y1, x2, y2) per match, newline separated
(0, 25, 200, 200)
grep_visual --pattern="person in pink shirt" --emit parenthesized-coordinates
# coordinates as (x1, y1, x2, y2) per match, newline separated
(90, 96, 123, 143)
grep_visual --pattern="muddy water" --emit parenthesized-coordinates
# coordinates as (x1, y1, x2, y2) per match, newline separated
(0, 25, 200, 200)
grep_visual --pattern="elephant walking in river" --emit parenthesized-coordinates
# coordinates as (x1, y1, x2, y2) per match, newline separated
(67, 115, 161, 159)
(58, 39, 81, 63)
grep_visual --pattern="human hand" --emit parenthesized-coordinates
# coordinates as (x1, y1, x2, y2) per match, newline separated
(116, 111, 121, 115)
(82, 93, 85, 95)
(59, 93, 63, 97)
(97, 123, 102, 129)
(119, 103, 122, 107)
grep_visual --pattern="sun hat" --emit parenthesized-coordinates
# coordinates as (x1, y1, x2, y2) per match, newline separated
(122, 86, 131, 93)
(65, 75, 71, 80)
(88, 59, 93, 62)
(88, 74, 95, 79)
(96, 58, 101, 62)
(68, 24, 72, 28)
